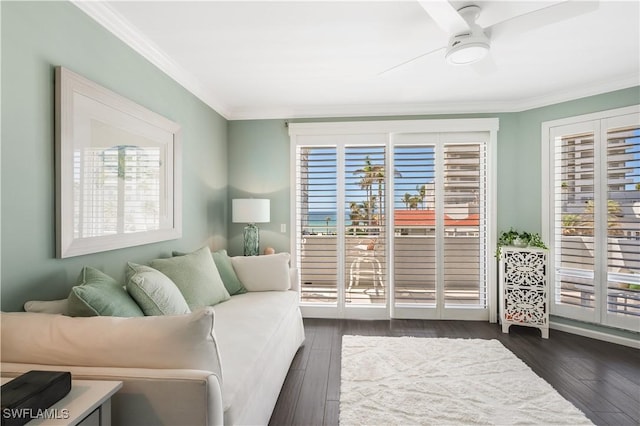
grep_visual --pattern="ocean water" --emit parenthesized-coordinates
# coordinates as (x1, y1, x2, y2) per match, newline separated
(307, 211, 339, 228)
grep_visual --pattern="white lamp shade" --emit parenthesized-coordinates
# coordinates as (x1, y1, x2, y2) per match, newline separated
(232, 199, 270, 223)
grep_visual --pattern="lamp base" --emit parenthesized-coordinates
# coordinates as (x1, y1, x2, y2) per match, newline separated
(243, 224, 260, 256)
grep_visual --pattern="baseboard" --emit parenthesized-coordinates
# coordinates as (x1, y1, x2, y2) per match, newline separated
(550, 321, 640, 349)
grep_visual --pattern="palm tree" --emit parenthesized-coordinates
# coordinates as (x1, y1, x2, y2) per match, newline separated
(402, 193, 412, 209)
(354, 156, 375, 223)
(325, 216, 332, 234)
(409, 196, 420, 210)
(349, 201, 363, 226)
(364, 196, 377, 225)
(354, 156, 402, 225)
(416, 184, 427, 209)
(371, 164, 387, 224)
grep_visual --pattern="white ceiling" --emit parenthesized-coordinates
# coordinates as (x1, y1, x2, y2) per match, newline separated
(75, 1, 639, 120)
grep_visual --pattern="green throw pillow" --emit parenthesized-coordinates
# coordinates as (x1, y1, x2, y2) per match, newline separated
(151, 246, 230, 310)
(212, 250, 247, 295)
(125, 263, 191, 316)
(173, 248, 247, 296)
(68, 266, 144, 317)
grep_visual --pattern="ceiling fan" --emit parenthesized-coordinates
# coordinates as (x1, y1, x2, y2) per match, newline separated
(381, 0, 598, 73)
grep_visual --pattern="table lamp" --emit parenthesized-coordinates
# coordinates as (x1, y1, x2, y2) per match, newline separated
(232, 199, 270, 256)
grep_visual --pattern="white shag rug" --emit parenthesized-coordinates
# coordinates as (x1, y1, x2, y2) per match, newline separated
(340, 336, 593, 425)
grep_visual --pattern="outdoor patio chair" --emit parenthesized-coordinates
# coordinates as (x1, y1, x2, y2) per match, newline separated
(348, 238, 384, 295)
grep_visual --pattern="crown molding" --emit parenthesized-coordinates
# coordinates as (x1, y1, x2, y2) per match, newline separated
(71, 2, 637, 122)
(228, 100, 513, 121)
(72, 1, 232, 119)
(508, 73, 639, 114)
(228, 75, 639, 120)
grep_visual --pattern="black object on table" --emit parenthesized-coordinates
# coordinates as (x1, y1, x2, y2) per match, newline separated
(1, 371, 72, 426)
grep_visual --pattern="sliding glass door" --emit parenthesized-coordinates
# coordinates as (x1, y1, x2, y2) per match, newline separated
(294, 139, 390, 318)
(290, 119, 497, 321)
(392, 135, 488, 320)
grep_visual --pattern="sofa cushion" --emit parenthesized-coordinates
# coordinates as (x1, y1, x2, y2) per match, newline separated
(67, 267, 144, 317)
(125, 263, 191, 316)
(0, 308, 223, 380)
(24, 299, 69, 315)
(213, 291, 304, 424)
(212, 250, 247, 295)
(230, 253, 291, 291)
(150, 246, 230, 310)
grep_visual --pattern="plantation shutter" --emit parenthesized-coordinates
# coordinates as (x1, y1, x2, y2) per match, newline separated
(291, 119, 497, 320)
(547, 107, 640, 331)
(393, 145, 437, 305)
(605, 123, 640, 320)
(443, 143, 486, 308)
(296, 146, 338, 304)
(344, 146, 387, 305)
(392, 134, 489, 316)
(552, 130, 597, 316)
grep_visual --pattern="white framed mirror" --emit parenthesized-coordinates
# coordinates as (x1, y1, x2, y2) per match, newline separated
(55, 67, 182, 258)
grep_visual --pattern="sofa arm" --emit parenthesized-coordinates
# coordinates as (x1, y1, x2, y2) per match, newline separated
(1, 362, 223, 426)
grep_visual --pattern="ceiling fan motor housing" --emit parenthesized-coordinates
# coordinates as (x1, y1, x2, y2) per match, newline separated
(445, 5, 490, 65)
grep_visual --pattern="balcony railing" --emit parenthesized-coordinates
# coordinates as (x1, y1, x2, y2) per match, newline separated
(298, 233, 484, 306)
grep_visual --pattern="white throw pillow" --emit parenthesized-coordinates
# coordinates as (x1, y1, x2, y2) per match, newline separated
(0, 308, 223, 381)
(230, 253, 291, 291)
(24, 299, 69, 315)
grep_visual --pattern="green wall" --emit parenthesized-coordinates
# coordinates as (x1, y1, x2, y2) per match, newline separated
(228, 87, 639, 255)
(1, 2, 228, 311)
(227, 120, 291, 255)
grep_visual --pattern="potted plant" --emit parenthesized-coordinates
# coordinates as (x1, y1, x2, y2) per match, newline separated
(496, 228, 547, 258)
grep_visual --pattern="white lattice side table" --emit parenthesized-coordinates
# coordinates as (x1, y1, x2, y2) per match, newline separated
(499, 246, 549, 338)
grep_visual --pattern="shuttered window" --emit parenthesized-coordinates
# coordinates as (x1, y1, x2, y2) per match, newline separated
(553, 132, 596, 310)
(74, 145, 161, 238)
(394, 145, 436, 305)
(344, 146, 387, 305)
(545, 106, 640, 332)
(606, 125, 640, 318)
(392, 140, 488, 313)
(443, 144, 485, 307)
(296, 146, 338, 304)
(290, 119, 498, 320)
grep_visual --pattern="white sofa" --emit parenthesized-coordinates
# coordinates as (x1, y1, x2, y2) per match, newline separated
(0, 258, 305, 425)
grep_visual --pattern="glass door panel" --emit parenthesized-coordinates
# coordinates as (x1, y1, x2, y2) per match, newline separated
(443, 144, 486, 308)
(393, 145, 436, 307)
(344, 146, 387, 306)
(297, 146, 338, 304)
(551, 128, 597, 321)
(605, 123, 640, 327)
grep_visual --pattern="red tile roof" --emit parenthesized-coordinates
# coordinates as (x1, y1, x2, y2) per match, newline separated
(394, 209, 480, 227)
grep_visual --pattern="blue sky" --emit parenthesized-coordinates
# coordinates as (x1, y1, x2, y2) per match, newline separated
(304, 146, 436, 222)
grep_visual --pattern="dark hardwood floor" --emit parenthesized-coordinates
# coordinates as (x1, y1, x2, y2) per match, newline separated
(269, 319, 640, 426)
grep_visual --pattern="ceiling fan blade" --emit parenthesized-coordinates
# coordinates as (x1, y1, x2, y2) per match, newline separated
(487, 0, 599, 41)
(378, 46, 446, 76)
(417, 0, 469, 35)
